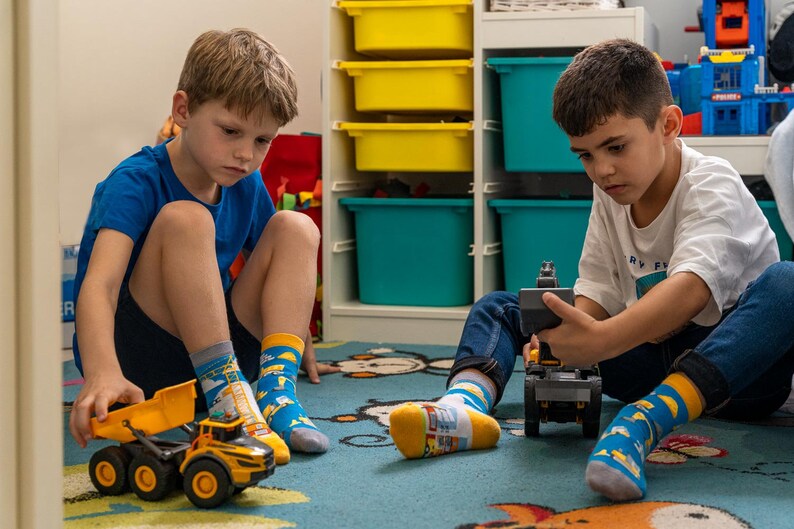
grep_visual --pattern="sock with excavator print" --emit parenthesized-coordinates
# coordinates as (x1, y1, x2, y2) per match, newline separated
(192, 340, 290, 464)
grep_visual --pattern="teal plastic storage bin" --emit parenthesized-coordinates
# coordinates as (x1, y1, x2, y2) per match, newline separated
(490, 199, 591, 291)
(487, 57, 581, 173)
(759, 200, 794, 260)
(340, 197, 473, 306)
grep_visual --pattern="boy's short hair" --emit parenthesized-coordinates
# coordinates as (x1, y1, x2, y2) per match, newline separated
(552, 38, 673, 137)
(178, 28, 298, 127)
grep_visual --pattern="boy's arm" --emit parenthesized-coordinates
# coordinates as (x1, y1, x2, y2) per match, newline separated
(575, 295, 610, 321)
(537, 271, 711, 365)
(69, 228, 145, 448)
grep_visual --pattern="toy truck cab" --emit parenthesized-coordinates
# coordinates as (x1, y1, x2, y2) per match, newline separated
(182, 411, 274, 507)
(88, 380, 275, 509)
(519, 261, 603, 438)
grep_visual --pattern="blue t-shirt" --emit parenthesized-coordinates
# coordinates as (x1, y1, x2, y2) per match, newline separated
(72, 140, 276, 371)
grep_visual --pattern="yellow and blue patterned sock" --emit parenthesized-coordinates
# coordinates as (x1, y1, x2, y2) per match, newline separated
(191, 340, 290, 464)
(256, 333, 328, 453)
(389, 369, 501, 459)
(586, 373, 704, 501)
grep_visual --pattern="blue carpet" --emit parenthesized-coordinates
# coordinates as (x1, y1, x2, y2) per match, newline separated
(63, 341, 794, 528)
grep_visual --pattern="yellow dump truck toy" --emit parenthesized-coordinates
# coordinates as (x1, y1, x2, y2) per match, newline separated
(88, 380, 275, 508)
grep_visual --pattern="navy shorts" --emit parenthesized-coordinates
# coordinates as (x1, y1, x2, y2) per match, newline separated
(113, 283, 261, 411)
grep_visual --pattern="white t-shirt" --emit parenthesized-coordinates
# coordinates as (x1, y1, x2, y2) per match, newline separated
(574, 138, 780, 326)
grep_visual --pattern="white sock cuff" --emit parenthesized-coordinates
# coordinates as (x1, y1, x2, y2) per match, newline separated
(447, 369, 497, 405)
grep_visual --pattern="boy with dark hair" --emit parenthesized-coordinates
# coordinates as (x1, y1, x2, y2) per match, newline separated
(69, 28, 336, 465)
(388, 38, 794, 501)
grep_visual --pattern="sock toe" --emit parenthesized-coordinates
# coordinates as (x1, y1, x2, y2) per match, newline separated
(288, 428, 329, 453)
(257, 432, 291, 465)
(389, 403, 427, 459)
(586, 460, 644, 501)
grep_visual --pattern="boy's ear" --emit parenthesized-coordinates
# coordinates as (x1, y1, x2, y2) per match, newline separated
(171, 90, 190, 128)
(661, 104, 683, 143)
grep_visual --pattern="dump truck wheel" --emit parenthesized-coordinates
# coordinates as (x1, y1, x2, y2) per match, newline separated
(183, 459, 234, 509)
(89, 446, 131, 495)
(129, 453, 178, 501)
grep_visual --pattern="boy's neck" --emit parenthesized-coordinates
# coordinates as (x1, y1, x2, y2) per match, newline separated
(630, 139, 682, 229)
(165, 137, 221, 204)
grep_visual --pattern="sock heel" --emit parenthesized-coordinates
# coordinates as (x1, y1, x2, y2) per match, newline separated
(389, 404, 427, 459)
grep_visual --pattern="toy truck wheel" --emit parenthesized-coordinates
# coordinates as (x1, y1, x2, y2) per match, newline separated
(524, 374, 540, 437)
(582, 376, 603, 439)
(183, 459, 234, 509)
(89, 446, 131, 496)
(129, 453, 178, 501)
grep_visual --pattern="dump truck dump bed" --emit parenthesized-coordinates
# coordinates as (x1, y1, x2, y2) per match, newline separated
(90, 380, 197, 442)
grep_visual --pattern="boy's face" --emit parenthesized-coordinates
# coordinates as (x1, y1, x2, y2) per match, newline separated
(568, 112, 671, 207)
(175, 95, 280, 188)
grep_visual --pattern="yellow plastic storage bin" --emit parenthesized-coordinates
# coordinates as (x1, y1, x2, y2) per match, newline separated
(336, 122, 473, 172)
(336, 0, 473, 59)
(337, 59, 473, 113)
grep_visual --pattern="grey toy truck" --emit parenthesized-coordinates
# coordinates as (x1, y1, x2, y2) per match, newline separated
(519, 261, 602, 438)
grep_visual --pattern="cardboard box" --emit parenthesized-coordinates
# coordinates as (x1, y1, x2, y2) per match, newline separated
(62, 244, 79, 349)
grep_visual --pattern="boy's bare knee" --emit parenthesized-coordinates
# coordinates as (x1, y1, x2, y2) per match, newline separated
(268, 210, 320, 246)
(154, 200, 215, 236)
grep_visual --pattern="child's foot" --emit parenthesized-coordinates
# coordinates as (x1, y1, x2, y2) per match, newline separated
(257, 334, 329, 454)
(389, 395, 500, 459)
(585, 403, 651, 501)
(237, 408, 291, 465)
(192, 341, 290, 464)
(585, 373, 703, 501)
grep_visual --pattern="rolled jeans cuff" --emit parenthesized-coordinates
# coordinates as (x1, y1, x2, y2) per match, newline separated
(447, 356, 507, 405)
(673, 349, 731, 414)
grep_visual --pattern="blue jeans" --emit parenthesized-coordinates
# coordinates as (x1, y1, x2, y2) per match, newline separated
(450, 261, 794, 419)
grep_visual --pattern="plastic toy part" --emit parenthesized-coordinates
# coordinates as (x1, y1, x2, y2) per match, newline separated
(88, 380, 275, 509)
(703, 0, 766, 56)
(519, 262, 603, 438)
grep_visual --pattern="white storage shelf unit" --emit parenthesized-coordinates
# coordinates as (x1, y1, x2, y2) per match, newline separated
(322, 1, 769, 345)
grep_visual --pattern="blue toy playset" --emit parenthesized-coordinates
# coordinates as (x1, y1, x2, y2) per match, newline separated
(699, 0, 794, 135)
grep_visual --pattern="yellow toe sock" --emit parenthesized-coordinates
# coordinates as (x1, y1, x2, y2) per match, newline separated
(251, 427, 291, 465)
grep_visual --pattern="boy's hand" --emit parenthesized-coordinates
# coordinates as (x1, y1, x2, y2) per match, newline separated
(522, 334, 541, 368)
(69, 374, 144, 449)
(300, 340, 341, 384)
(535, 292, 608, 366)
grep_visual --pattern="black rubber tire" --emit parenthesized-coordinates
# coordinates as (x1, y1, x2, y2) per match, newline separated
(89, 446, 131, 496)
(582, 376, 603, 439)
(183, 459, 234, 509)
(524, 374, 540, 437)
(129, 453, 178, 501)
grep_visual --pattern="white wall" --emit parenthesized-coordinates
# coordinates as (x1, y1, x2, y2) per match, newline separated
(59, 0, 323, 245)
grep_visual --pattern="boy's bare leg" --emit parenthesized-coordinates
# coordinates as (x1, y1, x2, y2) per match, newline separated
(129, 200, 290, 463)
(231, 210, 329, 453)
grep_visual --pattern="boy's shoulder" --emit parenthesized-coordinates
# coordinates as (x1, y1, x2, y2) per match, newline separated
(108, 143, 167, 180)
(94, 143, 172, 198)
(678, 139, 744, 191)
